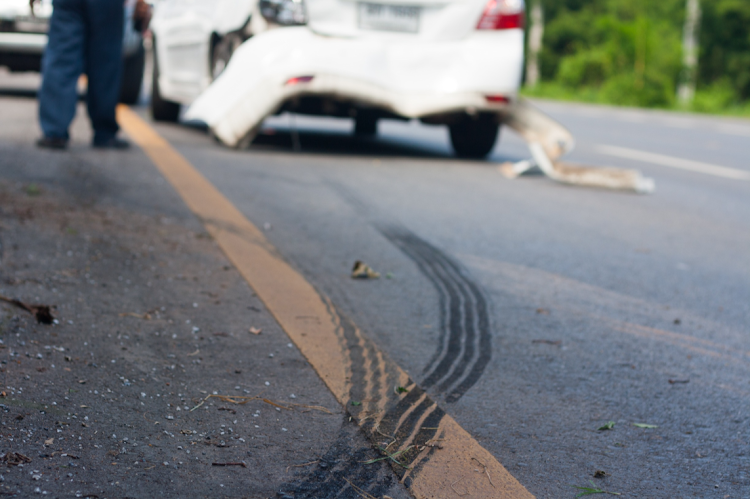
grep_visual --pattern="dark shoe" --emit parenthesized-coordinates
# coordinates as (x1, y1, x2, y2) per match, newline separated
(92, 137, 130, 149)
(36, 136, 68, 150)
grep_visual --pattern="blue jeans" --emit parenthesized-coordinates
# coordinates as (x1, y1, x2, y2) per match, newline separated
(38, 0, 124, 143)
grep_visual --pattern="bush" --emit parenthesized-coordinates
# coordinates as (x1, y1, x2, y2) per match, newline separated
(691, 80, 738, 113)
(557, 49, 611, 87)
(601, 70, 675, 108)
(525, 0, 749, 114)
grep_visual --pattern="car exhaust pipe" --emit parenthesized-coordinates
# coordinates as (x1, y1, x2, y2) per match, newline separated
(499, 98, 655, 193)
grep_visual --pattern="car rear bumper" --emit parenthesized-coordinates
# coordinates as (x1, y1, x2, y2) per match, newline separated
(185, 26, 524, 146)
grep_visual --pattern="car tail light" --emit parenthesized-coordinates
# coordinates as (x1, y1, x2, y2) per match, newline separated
(485, 95, 510, 104)
(285, 75, 314, 86)
(476, 0, 525, 30)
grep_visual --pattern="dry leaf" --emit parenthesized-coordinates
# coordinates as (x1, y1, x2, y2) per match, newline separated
(351, 260, 380, 279)
(249, 327, 262, 335)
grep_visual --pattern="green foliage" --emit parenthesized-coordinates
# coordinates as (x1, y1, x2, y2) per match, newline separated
(692, 79, 737, 112)
(699, 0, 750, 100)
(525, 0, 750, 113)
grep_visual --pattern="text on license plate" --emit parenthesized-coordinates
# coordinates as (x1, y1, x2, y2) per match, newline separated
(358, 3, 420, 33)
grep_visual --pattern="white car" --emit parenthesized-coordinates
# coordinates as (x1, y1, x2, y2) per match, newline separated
(0, 0, 148, 104)
(157, 0, 526, 158)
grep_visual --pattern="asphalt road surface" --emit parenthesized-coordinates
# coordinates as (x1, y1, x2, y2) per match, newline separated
(1, 69, 749, 498)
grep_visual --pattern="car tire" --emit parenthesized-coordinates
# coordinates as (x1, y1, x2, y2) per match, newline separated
(119, 43, 146, 105)
(449, 114, 500, 159)
(151, 39, 181, 122)
(354, 115, 378, 136)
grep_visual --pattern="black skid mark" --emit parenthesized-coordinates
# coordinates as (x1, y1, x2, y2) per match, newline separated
(280, 298, 444, 497)
(277, 418, 402, 499)
(335, 308, 444, 480)
(380, 227, 492, 403)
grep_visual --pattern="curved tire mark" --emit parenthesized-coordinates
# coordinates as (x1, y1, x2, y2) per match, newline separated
(381, 227, 492, 403)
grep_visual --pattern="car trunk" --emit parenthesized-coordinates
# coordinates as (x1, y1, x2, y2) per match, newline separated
(306, 0, 489, 41)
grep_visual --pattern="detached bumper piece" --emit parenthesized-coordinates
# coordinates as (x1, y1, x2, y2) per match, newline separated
(499, 99, 655, 194)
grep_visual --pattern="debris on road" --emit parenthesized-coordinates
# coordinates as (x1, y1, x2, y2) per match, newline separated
(593, 470, 609, 479)
(286, 460, 319, 473)
(598, 421, 616, 431)
(249, 327, 262, 335)
(499, 99, 654, 193)
(1, 452, 32, 466)
(212, 461, 248, 468)
(471, 457, 496, 489)
(668, 379, 690, 384)
(571, 480, 621, 497)
(633, 423, 658, 429)
(351, 261, 380, 279)
(0, 295, 54, 324)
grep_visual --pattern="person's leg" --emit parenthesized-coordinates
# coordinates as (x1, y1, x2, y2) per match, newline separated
(85, 0, 124, 146)
(38, 0, 86, 143)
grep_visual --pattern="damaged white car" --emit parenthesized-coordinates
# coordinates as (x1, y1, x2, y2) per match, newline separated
(153, 0, 654, 191)
(155, 0, 527, 158)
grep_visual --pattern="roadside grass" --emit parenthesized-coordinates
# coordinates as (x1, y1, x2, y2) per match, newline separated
(521, 83, 750, 120)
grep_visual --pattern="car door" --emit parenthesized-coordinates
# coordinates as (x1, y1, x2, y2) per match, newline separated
(153, 0, 215, 103)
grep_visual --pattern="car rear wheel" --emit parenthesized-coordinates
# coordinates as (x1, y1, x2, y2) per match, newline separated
(119, 43, 146, 105)
(151, 39, 181, 122)
(354, 115, 378, 136)
(449, 114, 500, 159)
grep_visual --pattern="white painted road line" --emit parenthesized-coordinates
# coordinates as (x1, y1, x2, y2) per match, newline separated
(597, 144, 750, 181)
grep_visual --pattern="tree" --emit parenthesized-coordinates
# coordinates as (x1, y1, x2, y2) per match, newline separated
(698, 0, 750, 101)
(525, 0, 544, 87)
(678, 0, 701, 106)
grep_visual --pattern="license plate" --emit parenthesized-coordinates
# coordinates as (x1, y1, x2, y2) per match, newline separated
(358, 3, 420, 33)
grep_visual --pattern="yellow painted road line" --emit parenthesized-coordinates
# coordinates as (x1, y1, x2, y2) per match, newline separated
(117, 105, 534, 499)
(597, 144, 750, 181)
